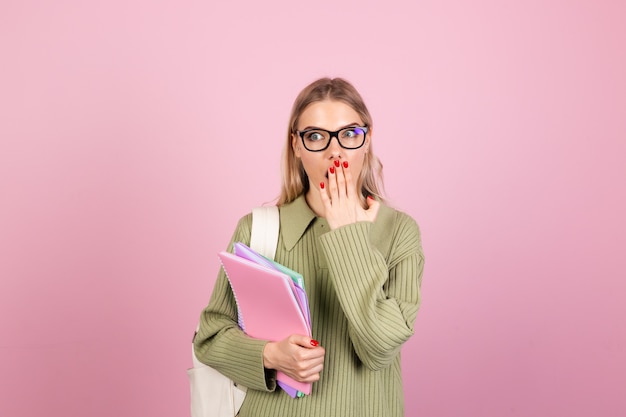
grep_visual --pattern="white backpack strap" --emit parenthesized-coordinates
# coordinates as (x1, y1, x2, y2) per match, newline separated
(250, 206, 280, 260)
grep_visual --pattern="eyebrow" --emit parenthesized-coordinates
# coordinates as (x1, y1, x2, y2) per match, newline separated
(299, 122, 361, 131)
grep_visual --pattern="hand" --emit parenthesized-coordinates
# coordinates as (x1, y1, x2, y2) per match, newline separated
(319, 160, 380, 230)
(263, 335, 325, 383)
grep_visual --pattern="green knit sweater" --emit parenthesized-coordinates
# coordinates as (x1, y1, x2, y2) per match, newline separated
(194, 195, 424, 417)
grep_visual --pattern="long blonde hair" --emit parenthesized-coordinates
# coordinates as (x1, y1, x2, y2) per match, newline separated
(277, 77, 385, 206)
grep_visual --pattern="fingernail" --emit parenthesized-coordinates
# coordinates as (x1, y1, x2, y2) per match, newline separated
(367, 196, 373, 200)
(320, 182, 325, 189)
(329, 166, 335, 174)
(334, 160, 340, 167)
(310, 339, 319, 347)
(343, 161, 349, 168)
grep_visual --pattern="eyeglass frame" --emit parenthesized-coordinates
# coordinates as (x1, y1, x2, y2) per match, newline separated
(295, 125, 369, 152)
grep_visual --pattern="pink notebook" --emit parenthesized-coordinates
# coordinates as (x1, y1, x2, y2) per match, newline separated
(218, 251, 312, 396)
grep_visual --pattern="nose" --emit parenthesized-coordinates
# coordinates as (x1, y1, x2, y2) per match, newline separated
(326, 134, 343, 159)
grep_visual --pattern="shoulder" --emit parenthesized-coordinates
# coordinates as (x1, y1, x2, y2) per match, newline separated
(236, 211, 253, 230)
(231, 206, 280, 246)
(372, 203, 423, 261)
(376, 203, 421, 238)
(228, 212, 253, 247)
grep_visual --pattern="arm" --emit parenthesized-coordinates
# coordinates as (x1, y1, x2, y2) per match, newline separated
(193, 214, 278, 392)
(319, 214, 424, 370)
(193, 214, 326, 388)
(316, 157, 425, 370)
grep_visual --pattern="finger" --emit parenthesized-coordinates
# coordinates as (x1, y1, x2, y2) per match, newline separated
(319, 179, 332, 212)
(327, 162, 339, 201)
(295, 348, 325, 381)
(335, 160, 348, 198)
(341, 160, 354, 198)
(298, 362, 324, 382)
(289, 334, 320, 349)
(366, 195, 377, 209)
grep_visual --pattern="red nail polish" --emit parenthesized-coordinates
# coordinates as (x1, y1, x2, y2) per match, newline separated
(310, 339, 319, 347)
(334, 160, 340, 167)
(343, 161, 349, 168)
(329, 166, 335, 174)
(320, 182, 325, 189)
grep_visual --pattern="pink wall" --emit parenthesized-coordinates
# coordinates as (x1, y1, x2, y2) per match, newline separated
(1, 1, 624, 416)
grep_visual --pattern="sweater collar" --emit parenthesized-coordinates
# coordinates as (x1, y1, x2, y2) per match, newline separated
(278, 194, 395, 253)
(279, 195, 318, 251)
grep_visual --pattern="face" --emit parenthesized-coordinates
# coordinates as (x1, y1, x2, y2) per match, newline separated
(292, 100, 371, 194)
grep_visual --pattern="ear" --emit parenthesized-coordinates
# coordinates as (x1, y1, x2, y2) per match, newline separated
(292, 133, 301, 158)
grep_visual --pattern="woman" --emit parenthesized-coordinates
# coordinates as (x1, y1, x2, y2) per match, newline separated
(194, 77, 425, 417)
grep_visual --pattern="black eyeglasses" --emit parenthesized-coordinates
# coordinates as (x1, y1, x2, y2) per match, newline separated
(296, 126, 369, 152)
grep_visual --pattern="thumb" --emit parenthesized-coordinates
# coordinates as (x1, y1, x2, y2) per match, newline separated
(367, 196, 381, 211)
(364, 196, 381, 222)
(290, 334, 320, 348)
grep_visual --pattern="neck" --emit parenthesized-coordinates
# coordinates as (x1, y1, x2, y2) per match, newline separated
(304, 190, 325, 217)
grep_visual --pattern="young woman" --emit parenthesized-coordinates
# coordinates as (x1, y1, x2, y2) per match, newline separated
(194, 77, 425, 417)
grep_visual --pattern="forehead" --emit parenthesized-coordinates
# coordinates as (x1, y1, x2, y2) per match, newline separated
(298, 100, 362, 130)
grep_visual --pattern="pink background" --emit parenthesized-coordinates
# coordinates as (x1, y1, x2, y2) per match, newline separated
(1, 1, 625, 416)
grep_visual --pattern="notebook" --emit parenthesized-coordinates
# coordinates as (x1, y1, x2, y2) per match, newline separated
(218, 250, 312, 397)
(233, 242, 311, 332)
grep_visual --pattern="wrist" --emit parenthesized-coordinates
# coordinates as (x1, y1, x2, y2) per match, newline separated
(262, 341, 277, 369)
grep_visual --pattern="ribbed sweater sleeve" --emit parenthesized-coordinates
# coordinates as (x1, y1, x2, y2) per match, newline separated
(193, 214, 278, 392)
(319, 214, 424, 370)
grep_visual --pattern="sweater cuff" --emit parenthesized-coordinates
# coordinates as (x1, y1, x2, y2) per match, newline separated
(215, 332, 277, 392)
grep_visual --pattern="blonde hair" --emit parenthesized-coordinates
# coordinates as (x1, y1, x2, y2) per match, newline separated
(277, 77, 385, 206)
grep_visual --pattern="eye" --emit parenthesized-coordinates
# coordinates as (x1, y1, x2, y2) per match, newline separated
(304, 131, 325, 141)
(341, 128, 362, 138)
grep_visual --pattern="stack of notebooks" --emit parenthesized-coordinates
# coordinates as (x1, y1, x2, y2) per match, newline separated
(218, 242, 312, 398)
